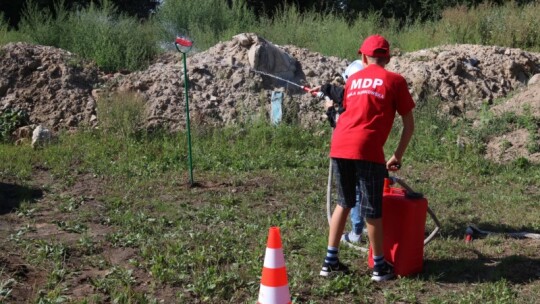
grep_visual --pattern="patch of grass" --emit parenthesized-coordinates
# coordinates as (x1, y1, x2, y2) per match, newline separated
(1, 97, 540, 302)
(91, 266, 157, 303)
(76, 234, 100, 256)
(97, 92, 146, 139)
(519, 105, 540, 153)
(429, 279, 517, 303)
(35, 241, 69, 263)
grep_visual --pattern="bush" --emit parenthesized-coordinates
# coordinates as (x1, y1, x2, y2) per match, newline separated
(155, 0, 257, 51)
(7, 0, 540, 71)
(0, 109, 29, 143)
(18, 0, 159, 72)
(97, 92, 146, 139)
(426, 1, 540, 50)
(0, 13, 30, 45)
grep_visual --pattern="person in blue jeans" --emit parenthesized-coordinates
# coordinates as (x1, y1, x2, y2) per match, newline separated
(342, 188, 365, 244)
(317, 60, 366, 244)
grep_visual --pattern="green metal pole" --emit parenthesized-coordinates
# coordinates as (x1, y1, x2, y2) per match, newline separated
(183, 52, 194, 185)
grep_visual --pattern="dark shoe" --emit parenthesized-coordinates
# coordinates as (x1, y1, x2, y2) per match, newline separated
(371, 261, 395, 282)
(320, 260, 350, 277)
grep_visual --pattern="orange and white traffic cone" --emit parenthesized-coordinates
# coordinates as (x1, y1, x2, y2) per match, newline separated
(257, 227, 291, 304)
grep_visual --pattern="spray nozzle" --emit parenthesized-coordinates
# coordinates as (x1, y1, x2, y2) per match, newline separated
(301, 86, 325, 99)
(175, 34, 193, 53)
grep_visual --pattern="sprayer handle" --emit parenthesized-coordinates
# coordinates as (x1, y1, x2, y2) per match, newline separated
(302, 86, 325, 99)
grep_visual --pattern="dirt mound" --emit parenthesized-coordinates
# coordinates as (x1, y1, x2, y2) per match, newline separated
(387, 44, 540, 164)
(1, 35, 539, 162)
(387, 44, 540, 118)
(484, 80, 540, 164)
(109, 36, 540, 131)
(3, 36, 539, 133)
(109, 33, 348, 131)
(485, 128, 540, 164)
(490, 79, 540, 118)
(0, 43, 101, 131)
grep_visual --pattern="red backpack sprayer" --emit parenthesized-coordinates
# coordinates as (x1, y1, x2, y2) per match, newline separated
(326, 175, 442, 276)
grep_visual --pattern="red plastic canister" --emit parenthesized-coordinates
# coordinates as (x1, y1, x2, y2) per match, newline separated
(368, 179, 428, 276)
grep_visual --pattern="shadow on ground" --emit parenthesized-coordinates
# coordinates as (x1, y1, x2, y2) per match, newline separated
(420, 218, 540, 283)
(0, 182, 43, 214)
(422, 254, 540, 284)
(433, 217, 540, 239)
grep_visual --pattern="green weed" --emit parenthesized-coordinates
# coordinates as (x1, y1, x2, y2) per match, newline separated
(0, 276, 15, 302)
(35, 241, 69, 262)
(16, 201, 37, 218)
(519, 106, 540, 153)
(35, 288, 70, 304)
(0, 109, 29, 142)
(53, 220, 88, 234)
(91, 266, 158, 303)
(58, 195, 85, 212)
(1, 12, 30, 45)
(77, 234, 99, 255)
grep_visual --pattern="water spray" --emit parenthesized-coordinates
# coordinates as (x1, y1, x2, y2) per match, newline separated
(232, 65, 325, 98)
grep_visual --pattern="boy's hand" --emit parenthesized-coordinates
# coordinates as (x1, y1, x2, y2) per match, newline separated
(386, 155, 401, 171)
(308, 86, 321, 94)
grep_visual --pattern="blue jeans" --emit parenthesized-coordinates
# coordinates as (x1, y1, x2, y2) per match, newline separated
(350, 187, 365, 234)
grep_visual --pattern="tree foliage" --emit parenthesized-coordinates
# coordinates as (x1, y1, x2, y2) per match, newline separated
(2, 0, 539, 30)
(0, 0, 159, 28)
(237, 0, 539, 23)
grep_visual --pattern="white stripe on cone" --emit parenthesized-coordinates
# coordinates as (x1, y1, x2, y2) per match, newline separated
(257, 285, 291, 304)
(264, 248, 286, 268)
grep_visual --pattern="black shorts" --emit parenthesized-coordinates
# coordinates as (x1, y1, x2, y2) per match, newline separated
(332, 158, 388, 219)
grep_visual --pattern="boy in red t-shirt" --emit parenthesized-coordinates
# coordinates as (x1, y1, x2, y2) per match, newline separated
(319, 34, 415, 282)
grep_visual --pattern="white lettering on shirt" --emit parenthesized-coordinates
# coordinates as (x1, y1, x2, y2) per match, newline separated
(347, 90, 385, 99)
(349, 78, 384, 90)
(347, 78, 385, 99)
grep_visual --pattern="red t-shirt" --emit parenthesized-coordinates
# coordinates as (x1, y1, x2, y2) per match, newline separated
(329, 64, 415, 164)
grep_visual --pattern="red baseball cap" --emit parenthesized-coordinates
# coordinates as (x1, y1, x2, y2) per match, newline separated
(358, 34, 390, 58)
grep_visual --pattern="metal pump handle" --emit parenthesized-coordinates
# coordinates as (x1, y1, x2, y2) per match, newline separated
(386, 177, 441, 246)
